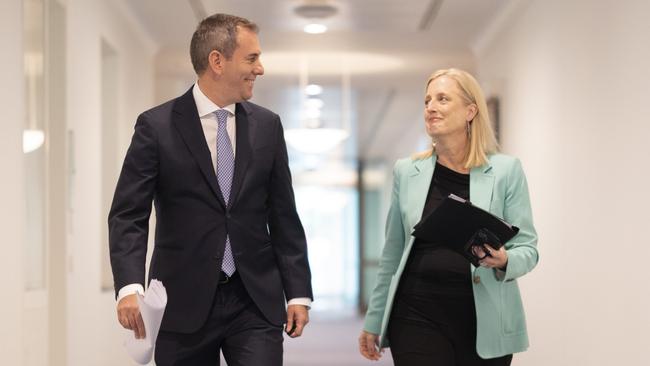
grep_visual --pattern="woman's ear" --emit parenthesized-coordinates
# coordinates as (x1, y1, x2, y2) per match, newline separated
(466, 103, 478, 122)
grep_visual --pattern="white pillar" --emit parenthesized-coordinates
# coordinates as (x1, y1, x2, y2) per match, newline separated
(0, 0, 25, 364)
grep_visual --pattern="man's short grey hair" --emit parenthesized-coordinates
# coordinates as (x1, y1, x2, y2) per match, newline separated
(190, 13, 259, 75)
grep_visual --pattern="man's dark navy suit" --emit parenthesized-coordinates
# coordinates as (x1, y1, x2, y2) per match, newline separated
(108, 87, 313, 335)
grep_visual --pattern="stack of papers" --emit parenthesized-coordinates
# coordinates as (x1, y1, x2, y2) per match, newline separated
(124, 279, 167, 365)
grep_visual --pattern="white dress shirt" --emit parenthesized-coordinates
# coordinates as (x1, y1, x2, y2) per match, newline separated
(118, 83, 310, 309)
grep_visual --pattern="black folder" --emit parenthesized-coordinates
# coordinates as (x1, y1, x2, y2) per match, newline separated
(412, 194, 519, 266)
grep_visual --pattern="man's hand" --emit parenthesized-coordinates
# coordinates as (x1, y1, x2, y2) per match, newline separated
(117, 293, 146, 339)
(285, 304, 309, 338)
(358, 330, 383, 360)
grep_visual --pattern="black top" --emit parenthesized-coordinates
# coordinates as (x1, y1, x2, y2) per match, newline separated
(399, 162, 472, 296)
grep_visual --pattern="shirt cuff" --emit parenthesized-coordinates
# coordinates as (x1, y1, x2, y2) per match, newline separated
(117, 283, 145, 302)
(287, 297, 312, 309)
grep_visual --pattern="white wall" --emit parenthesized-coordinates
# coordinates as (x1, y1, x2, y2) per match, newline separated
(65, 0, 155, 365)
(475, 0, 650, 365)
(0, 0, 25, 364)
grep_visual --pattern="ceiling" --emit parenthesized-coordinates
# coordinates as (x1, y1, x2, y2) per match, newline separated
(123, 0, 508, 170)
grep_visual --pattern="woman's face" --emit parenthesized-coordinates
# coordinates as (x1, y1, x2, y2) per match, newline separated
(423, 76, 476, 141)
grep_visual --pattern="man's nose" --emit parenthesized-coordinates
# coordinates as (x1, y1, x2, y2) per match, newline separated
(255, 61, 264, 75)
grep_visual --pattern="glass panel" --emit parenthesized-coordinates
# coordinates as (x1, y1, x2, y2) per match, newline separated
(295, 185, 359, 314)
(359, 163, 389, 310)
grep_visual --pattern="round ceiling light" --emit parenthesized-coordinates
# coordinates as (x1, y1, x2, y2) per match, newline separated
(305, 84, 323, 95)
(303, 23, 328, 34)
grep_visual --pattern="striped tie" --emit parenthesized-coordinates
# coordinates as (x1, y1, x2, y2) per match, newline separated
(215, 109, 236, 276)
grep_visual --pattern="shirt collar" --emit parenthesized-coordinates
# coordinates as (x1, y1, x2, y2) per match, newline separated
(192, 82, 236, 118)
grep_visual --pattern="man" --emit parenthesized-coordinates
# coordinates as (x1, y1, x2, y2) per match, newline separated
(109, 13, 313, 365)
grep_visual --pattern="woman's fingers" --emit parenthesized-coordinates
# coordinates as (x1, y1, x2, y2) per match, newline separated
(478, 244, 508, 269)
(358, 332, 382, 360)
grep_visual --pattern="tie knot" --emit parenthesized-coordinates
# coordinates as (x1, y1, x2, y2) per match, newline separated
(215, 109, 229, 125)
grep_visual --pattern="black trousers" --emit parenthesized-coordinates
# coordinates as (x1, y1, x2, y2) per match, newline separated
(155, 273, 283, 366)
(388, 294, 512, 366)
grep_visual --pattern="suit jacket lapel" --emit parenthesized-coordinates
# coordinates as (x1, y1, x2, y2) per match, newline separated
(407, 155, 436, 229)
(228, 103, 253, 208)
(171, 88, 226, 208)
(469, 161, 495, 211)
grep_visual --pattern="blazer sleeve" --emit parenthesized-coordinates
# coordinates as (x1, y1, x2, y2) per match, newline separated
(363, 159, 407, 334)
(108, 113, 158, 298)
(498, 158, 539, 281)
(267, 116, 313, 301)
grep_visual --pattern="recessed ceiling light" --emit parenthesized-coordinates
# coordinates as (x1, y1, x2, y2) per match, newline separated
(305, 84, 323, 95)
(304, 23, 327, 34)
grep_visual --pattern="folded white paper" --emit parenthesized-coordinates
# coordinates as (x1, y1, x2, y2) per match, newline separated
(124, 279, 167, 365)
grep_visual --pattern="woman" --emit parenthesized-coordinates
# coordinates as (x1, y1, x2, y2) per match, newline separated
(358, 68, 538, 366)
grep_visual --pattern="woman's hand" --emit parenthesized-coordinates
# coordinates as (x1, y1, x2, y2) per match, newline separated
(358, 330, 383, 360)
(473, 244, 508, 270)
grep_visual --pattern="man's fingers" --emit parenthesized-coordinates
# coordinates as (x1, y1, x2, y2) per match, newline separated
(285, 307, 295, 334)
(127, 313, 140, 339)
(291, 315, 308, 337)
(119, 316, 131, 329)
(117, 294, 145, 337)
(135, 312, 146, 339)
(289, 317, 308, 338)
(292, 323, 304, 337)
(286, 305, 309, 338)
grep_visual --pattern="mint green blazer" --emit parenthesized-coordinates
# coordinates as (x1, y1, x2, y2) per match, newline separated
(363, 153, 539, 359)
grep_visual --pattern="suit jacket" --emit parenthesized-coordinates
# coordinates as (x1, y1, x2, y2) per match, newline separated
(363, 153, 539, 358)
(109, 87, 313, 334)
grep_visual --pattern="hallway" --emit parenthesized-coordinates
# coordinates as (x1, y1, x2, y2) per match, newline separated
(284, 315, 393, 366)
(4, 1, 650, 365)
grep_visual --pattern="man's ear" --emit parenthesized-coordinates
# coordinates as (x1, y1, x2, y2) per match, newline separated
(208, 50, 224, 75)
(466, 103, 478, 122)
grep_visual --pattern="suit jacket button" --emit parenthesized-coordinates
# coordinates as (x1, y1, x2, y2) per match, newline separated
(225, 213, 231, 219)
(473, 276, 481, 284)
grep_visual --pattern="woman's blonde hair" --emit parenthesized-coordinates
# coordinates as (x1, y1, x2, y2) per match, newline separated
(413, 68, 498, 168)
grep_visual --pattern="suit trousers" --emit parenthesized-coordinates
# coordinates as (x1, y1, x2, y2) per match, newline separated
(155, 273, 284, 366)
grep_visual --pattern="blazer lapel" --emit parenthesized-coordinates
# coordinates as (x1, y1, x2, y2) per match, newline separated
(227, 103, 253, 208)
(171, 88, 226, 208)
(469, 161, 495, 211)
(406, 155, 436, 230)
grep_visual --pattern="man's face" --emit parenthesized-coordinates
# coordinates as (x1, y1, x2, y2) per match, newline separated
(220, 27, 264, 105)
